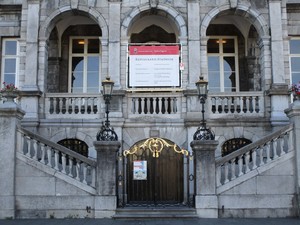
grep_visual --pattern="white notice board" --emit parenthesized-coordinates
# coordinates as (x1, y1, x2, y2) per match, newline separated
(128, 45, 181, 88)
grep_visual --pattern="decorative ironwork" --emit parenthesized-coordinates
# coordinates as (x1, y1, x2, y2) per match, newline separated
(57, 138, 88, 157)
(193, 76, 215, 141)
(123, 137, 188, 158)
(222, 138, 252, 156)
(96, 124, 118, 141)
(96, 77, 118, 141)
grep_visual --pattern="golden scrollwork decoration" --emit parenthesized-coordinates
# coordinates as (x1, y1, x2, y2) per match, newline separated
(123, 137, 189, 158)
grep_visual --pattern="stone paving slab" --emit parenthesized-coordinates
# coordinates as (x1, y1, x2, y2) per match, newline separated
(0, 218, 299, 225)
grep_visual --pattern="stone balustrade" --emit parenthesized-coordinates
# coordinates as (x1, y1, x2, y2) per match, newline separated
(207, 92, 265, 118)
(45, 93, 102, 119)
(17, 127, 97, 188)
(127, 92, 182, 119)
(215, 124, 294, 188)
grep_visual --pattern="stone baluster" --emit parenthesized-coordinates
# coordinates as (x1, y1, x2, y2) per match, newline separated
(265, 143, 271, 163)
(54, 150, 59, 170)
(224, 162, 229, 183)
(83, 97, 88, 114)
(141, 98, 145, 114)
(68, 156, 74, 177)
(65, 97, 70, 114)
(32, 139, 38, 160)
(231, 159, 237, 180)
(216, 166, 221, 187)
(238, 155, 243, 177)
(71, 98, 76, 114)
(46, 146, 52, 167)
(258, 146, 264, 166)
(252, 148, 257, 170)
(82, 163, 88, 184)
(25, 136, 31, 157)
(279, 137, 285, 155)
(76, 160, 81, 181)
(59, 97, 63, 114)
(245, 152, 250, 173)
(61, 153, 67, 174)
(40, 144, 46, 164)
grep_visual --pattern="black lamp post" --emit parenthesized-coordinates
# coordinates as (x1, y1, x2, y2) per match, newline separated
(193, 76, 215, 140)
(96, 77, 118, 141)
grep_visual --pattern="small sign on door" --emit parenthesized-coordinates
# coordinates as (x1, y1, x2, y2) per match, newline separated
(133, 160, 147, 180)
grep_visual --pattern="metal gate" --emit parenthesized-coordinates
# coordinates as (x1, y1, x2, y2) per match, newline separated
(117, 138, 193, 207)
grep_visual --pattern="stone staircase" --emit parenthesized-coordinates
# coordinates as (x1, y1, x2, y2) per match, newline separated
(113, 207, 198, 219)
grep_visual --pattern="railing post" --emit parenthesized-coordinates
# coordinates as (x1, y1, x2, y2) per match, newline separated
(93, 140, 121, 218)
(190, 140, 219, 218)
(0, 99, 25, 219)
(285, 101, 300, 215)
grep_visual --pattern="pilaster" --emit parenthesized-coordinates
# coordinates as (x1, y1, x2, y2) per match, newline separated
(108, 1, 121, 88)
(187, 0, 201, 88)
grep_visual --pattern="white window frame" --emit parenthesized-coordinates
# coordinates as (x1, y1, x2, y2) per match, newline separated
(68, 36, 101, 93)
(1, 38, 19, 88)
(207, 36, 239, 92)
(289, 37, 300, 85)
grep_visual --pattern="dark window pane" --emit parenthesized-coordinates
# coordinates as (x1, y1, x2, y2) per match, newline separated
(72, 39, 85, 53)
(88, 39, 100, 53)
(223, 39, 235, 53)
(207, 39, 219, 53)
(71, 57, 84, 93)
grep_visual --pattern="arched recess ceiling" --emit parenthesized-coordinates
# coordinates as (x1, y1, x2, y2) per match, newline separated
(40, 7, 108, 41)
(201, 6, 269, 39)
(122, 4, 187, 41)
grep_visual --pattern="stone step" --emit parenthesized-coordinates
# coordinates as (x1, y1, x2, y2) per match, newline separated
(113, 207, 198, 219)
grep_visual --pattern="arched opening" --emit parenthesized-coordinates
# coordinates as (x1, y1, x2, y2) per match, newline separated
(206, 12, 262, 92)
(46, 13, 102, 93)
(121, 137, 190, 207)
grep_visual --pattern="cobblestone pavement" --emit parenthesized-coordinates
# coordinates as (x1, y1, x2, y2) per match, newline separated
(0, 218, 299, 225)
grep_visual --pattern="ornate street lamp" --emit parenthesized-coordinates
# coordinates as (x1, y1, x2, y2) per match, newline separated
(96, 77, 118, 141)
(193, 76, 215, 140)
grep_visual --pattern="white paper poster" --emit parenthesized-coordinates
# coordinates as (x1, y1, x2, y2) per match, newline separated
(133, 160, 147, 180)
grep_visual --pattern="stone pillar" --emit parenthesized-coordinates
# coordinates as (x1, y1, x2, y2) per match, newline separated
(190, 140, 219, 218)
(285, 101, 300, 215)
(268, 0, 289, 125)
(21, 1, 41, 120)
(0, 99, 25, 219)
(93, 140, 121, 218)
(187, 0, 201, 88)
(108, 1, 121, 88)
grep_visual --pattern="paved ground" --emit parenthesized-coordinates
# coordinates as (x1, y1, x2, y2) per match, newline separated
(0, 218, 299, 225)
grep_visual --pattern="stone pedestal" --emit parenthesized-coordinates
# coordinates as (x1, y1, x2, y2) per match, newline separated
(285, 100, 300, 215)
(93, 140, 121, 218)
(0, 101, 25, 219)
(190, 140, 219, 218)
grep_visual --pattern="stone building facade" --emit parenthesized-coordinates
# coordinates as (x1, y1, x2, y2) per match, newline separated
(0, 0, 300, 219)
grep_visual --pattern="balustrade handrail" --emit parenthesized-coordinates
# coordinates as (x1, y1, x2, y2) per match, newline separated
(17, 127, 96, 167)
(208, 91, 264, 97)
(216, 123, 294, 167)
(45, 93, 102, 98)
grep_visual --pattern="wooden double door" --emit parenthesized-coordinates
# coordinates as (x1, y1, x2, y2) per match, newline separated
(125, 138, 185, 206)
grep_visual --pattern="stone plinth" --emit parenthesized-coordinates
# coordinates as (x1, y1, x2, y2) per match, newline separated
(190, 140, 219, 218)
(285, 100, 300, 215)
(93, 140, 120, 218)
(0, 102, 25, 219)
